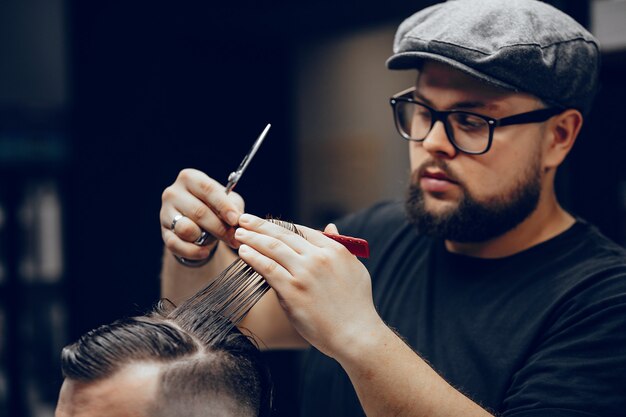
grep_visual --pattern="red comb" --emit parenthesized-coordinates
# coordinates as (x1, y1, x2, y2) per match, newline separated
(322, 232, 370, 258)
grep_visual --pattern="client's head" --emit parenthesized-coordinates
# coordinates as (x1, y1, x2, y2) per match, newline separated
(55, 302, 271, 417)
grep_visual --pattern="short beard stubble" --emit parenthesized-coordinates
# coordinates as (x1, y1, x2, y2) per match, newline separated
(404, 158, 542, 243)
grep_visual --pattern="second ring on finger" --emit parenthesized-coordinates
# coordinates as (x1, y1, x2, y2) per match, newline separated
(194, 229, 211, 246)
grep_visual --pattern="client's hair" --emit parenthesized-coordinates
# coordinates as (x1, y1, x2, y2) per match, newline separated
(60, 299, 272, 416)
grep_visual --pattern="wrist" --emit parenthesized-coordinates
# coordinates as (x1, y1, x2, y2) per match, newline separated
(335, 322, 400, 378)
(331, 315, 392, 364)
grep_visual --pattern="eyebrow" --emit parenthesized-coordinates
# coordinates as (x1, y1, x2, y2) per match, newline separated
(412, 89, 492, 111)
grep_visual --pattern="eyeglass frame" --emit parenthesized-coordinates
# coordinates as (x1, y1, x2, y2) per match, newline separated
(389, 87, 565, 155)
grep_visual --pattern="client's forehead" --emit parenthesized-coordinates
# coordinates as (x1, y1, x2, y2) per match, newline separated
(55, 362, 160, 417)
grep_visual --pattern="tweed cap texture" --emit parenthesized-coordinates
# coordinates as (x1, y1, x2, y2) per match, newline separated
(387, 0, 600, 114)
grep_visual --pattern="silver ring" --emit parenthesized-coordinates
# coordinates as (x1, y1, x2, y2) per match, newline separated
(194, 229, 210, 246)
(170, 213, 184, 231)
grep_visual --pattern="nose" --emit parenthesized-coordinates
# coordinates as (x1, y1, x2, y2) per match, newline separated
(422, 121, 457, 158)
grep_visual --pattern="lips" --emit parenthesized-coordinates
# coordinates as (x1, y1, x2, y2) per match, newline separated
(421, 170, 457, 184)
(418, 168, 460, 194)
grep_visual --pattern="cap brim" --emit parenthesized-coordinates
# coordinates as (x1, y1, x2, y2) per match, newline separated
(386, 51, 520, 92)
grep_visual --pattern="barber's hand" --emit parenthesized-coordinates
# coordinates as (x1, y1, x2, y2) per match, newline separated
(160, 169, 244, 261)
(235, 214, 385, 358)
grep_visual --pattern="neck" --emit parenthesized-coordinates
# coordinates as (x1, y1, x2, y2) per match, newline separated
(445, 190, 575, 259)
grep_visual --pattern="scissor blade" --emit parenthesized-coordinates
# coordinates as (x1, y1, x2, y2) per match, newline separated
(236, 123, 271, 175)
(225, 123, 271, 193)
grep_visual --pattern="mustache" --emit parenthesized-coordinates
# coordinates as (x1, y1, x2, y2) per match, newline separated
(411, 159, 462, 186)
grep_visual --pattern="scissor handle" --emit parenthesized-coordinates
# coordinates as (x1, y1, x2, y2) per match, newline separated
(225, 171, 240, 193)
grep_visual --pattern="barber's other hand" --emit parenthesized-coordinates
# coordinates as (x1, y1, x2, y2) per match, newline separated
(235, 214, 385, 358)
(160, 169, 244, 261)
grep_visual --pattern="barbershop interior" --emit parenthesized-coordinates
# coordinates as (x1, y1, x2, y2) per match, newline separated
(1, 0, 625, 416)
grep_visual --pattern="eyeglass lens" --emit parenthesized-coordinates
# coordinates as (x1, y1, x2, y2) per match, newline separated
(395, 101, 491, 153)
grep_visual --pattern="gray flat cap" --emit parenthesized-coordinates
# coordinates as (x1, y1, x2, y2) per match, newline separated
(387, 0, 601, 115)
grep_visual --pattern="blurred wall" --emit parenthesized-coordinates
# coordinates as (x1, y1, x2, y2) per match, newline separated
(295, 25, 414, 227)
(592, 0, 626, 52)
(0, 0, 68, 110)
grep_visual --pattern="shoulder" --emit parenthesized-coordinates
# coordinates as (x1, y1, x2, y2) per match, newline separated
(527, 220, 626, 309)
(528, 220, 626, 354)
(554, 219, 626, 280)
(524, 219, 626, 275)
(502, 221, 626, 415)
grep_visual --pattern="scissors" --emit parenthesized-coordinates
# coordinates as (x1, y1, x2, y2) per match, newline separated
(225, 123, 271, 194)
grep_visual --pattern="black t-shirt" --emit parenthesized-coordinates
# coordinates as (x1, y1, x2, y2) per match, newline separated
(299, 201, 626, 417)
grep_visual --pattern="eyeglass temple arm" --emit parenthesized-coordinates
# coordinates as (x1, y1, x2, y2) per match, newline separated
(496, 108, 564, 127)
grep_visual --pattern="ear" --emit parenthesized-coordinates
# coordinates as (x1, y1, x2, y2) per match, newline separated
(543, 109, 583, 169)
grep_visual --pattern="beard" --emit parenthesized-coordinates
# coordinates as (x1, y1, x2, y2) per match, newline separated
(405, 158, 542, 242)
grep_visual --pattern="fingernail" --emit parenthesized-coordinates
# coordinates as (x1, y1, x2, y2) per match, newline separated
(235, 228, 246, 238)
(239, 244, 249, 254)
(226, 211, 240, 226)
(239, 213, 253, 225)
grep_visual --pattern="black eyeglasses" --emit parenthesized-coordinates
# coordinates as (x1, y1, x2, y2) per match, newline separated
(390, 87, 564, 155)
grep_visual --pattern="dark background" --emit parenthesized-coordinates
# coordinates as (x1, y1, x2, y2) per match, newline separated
(1, 1, 624, 416)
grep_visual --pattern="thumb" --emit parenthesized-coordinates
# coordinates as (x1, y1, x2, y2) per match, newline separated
(324, 223, 339, 234)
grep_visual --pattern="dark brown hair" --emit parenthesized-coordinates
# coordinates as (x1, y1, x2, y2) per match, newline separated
(60, 300, 272, 416)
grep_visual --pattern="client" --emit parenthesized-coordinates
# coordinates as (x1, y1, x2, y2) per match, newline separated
(55, 298, 272, 417)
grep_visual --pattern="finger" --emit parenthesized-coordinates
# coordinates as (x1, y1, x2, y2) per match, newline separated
(295, 224, 347, 251)
(162, 229, 216, 260)
(177, 169, 244, 226)
(235, 227, 303, 273)
(238, 214, 312, 255)
(238, 244, 292, 292)
(324, 223, 339, 234)
(161, 193, 238, 247)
